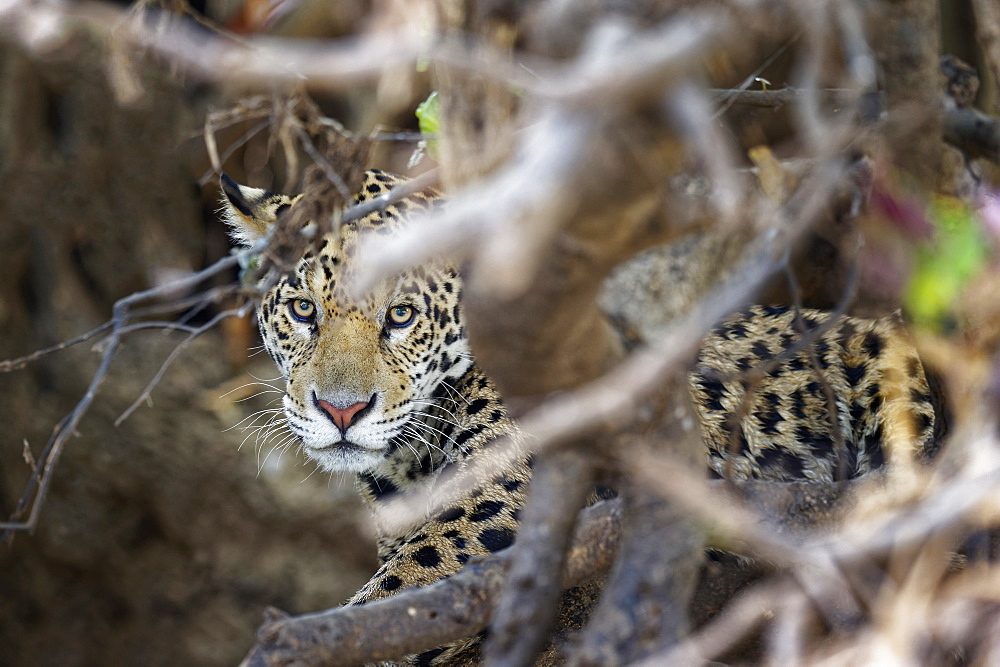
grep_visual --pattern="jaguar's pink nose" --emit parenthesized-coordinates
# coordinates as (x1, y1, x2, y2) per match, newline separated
(317, 398, 370, 432)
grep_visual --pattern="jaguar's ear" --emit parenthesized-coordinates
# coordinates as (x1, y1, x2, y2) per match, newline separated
(219, 173, 300, 247)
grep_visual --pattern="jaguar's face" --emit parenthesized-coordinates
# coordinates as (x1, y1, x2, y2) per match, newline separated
(220, 171, 471, 474)
(259, 244, 470, 473)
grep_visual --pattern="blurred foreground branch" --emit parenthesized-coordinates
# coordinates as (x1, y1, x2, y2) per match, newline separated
(972, 0, 1000, 94)
(245, 451, 1000, 666)
(713, 86, 1000, 165)
(944, 105, 1000, 163)
(243, 477, 858, 667)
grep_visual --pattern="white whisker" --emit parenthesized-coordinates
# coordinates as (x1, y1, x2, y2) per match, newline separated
(227, 408, 283, 433)
(411, 398, 463, 424)
(247, 370, 284, 383)
(218, 380, 283, 399)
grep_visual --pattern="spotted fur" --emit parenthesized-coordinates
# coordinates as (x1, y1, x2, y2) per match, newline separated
(693, 306, 937, 482)
(220, 170, 938, 665)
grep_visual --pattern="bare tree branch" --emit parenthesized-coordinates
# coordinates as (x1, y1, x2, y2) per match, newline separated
(239, 475, 878, 666)
(868, 0, 943, 189)
(567, 495, 702, 665)
(0, 254, 243, 536)
(944, 105, 1000, 163)
(242, 498, 623, 667)
(483, 447, 598, 666)
(972, 0, 1000, 96)
(712, 86, 1000, 165)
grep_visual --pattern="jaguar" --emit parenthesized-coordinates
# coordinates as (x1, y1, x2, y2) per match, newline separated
(220, 168, 938, 664)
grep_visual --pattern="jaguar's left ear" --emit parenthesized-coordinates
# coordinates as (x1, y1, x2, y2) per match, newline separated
(219, 173, 300, 247)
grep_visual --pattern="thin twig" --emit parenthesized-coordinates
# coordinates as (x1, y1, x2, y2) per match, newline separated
(115, 304, 253, 426)
(293, 125, 351, 202)
(0, 320, 114, 373)
(1, 254, 241, 536)
(198, 117, 271, 186)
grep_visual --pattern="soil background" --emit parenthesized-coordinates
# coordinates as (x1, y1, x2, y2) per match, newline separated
(0, 26, 380, 667)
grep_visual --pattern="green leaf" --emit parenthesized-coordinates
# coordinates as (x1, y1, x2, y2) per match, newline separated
(413, 91, 440, 162)
(905, 196, 989, 331)
(416, 91, 440, 139)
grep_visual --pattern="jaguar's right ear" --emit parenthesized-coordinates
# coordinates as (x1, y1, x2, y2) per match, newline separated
(219, 173, 300, 247)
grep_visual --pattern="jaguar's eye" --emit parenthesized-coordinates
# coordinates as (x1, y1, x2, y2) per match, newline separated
(386, 305, 416, 328)
(289, 299, 316, 322)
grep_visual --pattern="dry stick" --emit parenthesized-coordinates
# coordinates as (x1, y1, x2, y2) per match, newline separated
(670, 84, 743, 222)
(713, 86, 1000, 165)
(641, 580, 799, 665)
(0, 340, 117, 536)
(712, 87, 833, 109)
(171, 285, 252, 327)
(569, 373, 707, 665)
(711, 36, 797, 119)
(569, 493, 704, 665)
(194, 100, 271, 136)
(647, 461, 982, 665)
(0, 253, 238, 535)
(835, 0, 879, 93)
(629, 449, 866, 642)
(640, 474, 975, 664)
(7, 2, 1000, 168)
(832, 470, 1000, 566)
(766, 586, 810, 664)
(972, 0, 1000, 95)
(115, 304, 253, 426)
(351, 110, 588, 301)
(0, 284, 250, 524)
(0, 320, 113, 373)
(131, 16, 430, 91)
(4, 2, 717, 111)
(126, 284, 256, 324)
(782, 465, 1000, 635)
(198, 117, 271, 186)
(116, 321, 205, 337)
(677, 457, 1000, 664)
(628, 454, 846, 567)
(128, 9, 532, 96)
(154, 5, 718, 108)
(341, 168, 439, 224)
(355, 20, 727, 299)
(541, 15, 723, 108)
(943, 105, 1000, 164)
(243, 498, 624, 667)
(0, 1, 425, 90)
(0, 268, 244, 378)
(483, 447, 597, 667)
(293, 125, 351, 202)
(243, 478, 867, 666)
(790, 2, 836, 154)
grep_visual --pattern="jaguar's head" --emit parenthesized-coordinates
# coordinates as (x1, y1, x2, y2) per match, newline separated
(220, 171, 473, 476)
